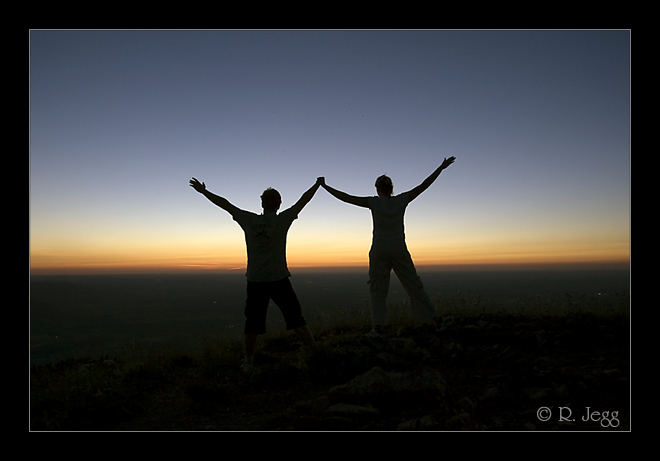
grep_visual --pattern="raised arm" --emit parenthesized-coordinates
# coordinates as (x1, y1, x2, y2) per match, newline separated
(321, 179, 370, 208)
(189, 177, 240, 215)
(405, 156, 456, 202)
(289, 177, 324, 215)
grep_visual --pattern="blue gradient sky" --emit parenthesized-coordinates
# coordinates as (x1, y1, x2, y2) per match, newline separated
(29, 30, 630, 272)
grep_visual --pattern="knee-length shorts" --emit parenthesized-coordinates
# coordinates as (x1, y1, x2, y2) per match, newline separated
(244, 277, 307, 335)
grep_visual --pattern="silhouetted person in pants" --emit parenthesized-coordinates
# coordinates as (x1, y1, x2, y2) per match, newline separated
(320, 157, 456, 334)
(190, 177, 323, 374)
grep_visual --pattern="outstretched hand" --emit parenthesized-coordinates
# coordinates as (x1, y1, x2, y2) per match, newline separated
(189, 177, 206, 193)
(441, 156, 456, 170)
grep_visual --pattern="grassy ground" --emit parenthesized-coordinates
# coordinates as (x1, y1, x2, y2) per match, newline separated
(30, 310, 629, 431)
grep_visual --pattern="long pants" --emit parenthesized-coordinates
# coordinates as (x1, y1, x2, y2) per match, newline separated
(368, 244, 436, 326)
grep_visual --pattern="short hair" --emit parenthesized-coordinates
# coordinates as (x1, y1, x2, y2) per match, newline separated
(375, 175, 393, 196)
(261, 187, 282, 210)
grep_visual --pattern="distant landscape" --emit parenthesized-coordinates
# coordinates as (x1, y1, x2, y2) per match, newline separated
(30, 265, 629, 365)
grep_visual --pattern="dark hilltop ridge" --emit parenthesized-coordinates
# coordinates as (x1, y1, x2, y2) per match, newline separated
(30, 310, 629, 431)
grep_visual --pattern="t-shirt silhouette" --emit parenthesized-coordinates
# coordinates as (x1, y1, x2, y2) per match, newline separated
(367, 192, 411, 249)
(232, 208, 298, 282)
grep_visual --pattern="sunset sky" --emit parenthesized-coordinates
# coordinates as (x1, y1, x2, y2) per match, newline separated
(29, 30, 630, 274)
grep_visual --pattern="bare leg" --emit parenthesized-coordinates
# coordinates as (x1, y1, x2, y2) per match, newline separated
(244, 333, 258, 364)
(293, 325, 317, 370)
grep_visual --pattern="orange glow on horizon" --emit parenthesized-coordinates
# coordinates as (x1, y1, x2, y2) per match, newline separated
(30, 241, 630, 275)
(30, 221, 630, 275)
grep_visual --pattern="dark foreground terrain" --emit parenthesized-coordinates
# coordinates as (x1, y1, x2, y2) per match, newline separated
(30, 311, 629, 431)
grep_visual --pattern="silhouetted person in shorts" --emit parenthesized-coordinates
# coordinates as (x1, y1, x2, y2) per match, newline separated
(320, 157, 456, 334)
(190, 176, 323, 374)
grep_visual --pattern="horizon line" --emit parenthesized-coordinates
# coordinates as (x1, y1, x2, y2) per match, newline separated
(29, 259, 630, 276)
